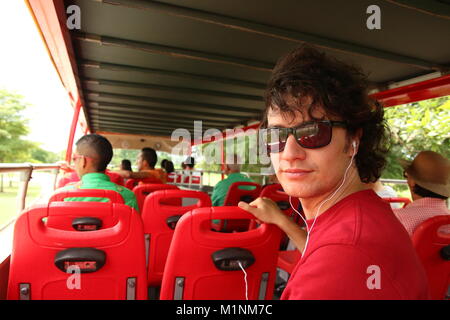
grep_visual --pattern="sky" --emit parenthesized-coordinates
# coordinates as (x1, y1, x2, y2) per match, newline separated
(0, 0, 79, 153)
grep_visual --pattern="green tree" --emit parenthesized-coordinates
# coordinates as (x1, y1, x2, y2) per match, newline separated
(0, 89, 37, 163)
(383, 96, 450, 179)
(30, 145, 60, 163)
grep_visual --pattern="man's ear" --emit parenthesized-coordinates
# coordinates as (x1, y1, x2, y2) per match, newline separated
(81, 156, 88, 169)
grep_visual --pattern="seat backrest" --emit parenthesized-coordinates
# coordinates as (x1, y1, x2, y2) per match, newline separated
(257, 184, 303, 249)
(125, 177, 163, 190)
(216, 181, 261, 232)
(49, 189, 125, 204)
(160, 206, 282, 300)
(7, 202, 147, 300)
(48, 189, 125, 230)
(133, 184, 179, 212)
(412, 215, 450, 300)
(381, 197, 411, 208)
(166, 172, 178, 183)
(141, 189, 212, 286)
(259, 184, 301, 218)
(223, 181, 261, 206)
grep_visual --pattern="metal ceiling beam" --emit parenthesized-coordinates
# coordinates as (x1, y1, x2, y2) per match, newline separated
(82, 78, 264, 102)
(384, 0, 450, 20)
(88, 101, 245, 122)
(96, 0, 447, 72)
(91, 119, 183, 132)
(79, 60, 266, 90)
(75, 32, 273, 72)
(90, 115, 197, 129)
(89, 108, 230, 126)
(91, 120, 174, 132)
(93, 127, 175, 137)
(86, 91, 262, 116)
(90, 115, 223, 130)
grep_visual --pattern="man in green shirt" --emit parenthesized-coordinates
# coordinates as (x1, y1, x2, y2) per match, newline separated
(211, 159, 254, 206)
(57, 134, 139, 211)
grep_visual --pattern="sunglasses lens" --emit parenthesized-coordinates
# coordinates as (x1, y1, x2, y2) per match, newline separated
(263, 128, 287, 153)
(295, 122, 332, 148)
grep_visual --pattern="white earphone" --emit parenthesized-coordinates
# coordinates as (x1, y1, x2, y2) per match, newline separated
(289, 139, 358, 260)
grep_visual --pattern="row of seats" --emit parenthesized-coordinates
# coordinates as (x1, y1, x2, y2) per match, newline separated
(8, 182, 449, 299)
(7, 185, 285, 300)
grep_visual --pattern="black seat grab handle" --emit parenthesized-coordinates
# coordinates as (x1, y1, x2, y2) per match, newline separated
(54, 248, 106, 273)
(212, 248, 255, 271)
(166, 215, 182, 230)
(72, 217, 103, 231)
(440, 245, 450, 260)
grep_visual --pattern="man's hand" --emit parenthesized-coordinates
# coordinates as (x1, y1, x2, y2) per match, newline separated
(238, 197, 286, 226)
(239, 196, 307, 253)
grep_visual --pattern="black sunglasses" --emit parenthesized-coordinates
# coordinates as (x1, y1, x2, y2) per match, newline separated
(262, 120, 347, 153)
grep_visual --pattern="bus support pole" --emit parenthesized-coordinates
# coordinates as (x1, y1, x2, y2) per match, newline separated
(65, 98, 82, 164)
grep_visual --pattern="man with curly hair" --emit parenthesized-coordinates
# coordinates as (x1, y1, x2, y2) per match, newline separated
(239, 45, 429, 299)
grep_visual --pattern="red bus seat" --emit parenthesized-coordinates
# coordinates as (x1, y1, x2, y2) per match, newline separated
(141, 189, 211, 287)
(105, 170, 125, 186)
(256, 184, 303, 252)
(412, 215, 450, 300)
(214, 181, 261, 232)
(7, 202, 147, 300)
(166, 172, 177, 183)
(381, 197, 411, 208)
(48, 189, 126, 231)
(49, 189, 125, 204)
(133, 184, 179, 212)
(125, 177, 163, 190)
(160, 206, 282, 300)
(182, 175, 201, 184)
(277, 250, 301, 275)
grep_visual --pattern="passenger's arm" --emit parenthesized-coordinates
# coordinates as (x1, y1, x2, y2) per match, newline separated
(238, 198, 307, 253)
(116, 170, 151, 180)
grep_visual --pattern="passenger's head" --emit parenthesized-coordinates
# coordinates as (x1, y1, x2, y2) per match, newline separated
(120, 159, 132, 171)
(137, 147, 157, 170)
(73, 134, 113, 176)
(401, 151, 450, 200)
(224, 155, 242, 175)
(161, 159, 168, 169)
(183, 156, 195, 169)
(164, 161, 175, 173)
(262, 45, 389, 198)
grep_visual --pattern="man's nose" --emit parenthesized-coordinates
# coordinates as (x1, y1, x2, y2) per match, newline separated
(281, 134, 307, 161)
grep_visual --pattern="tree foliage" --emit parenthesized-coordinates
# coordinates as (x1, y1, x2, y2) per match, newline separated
(383, 96, 450, 179)
(0, 89, 34, 163)
(0, 88, 61, 164)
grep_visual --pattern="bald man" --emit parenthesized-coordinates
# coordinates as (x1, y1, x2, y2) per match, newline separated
(56, 134, 139, 211)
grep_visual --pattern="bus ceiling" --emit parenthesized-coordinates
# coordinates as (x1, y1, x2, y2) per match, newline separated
(26, 0, 450, 149)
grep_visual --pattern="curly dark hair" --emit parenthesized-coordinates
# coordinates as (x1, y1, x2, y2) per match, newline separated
(262, 45, 389, 183)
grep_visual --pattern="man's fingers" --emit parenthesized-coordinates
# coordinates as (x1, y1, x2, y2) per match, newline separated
(238, 201, 259, 215)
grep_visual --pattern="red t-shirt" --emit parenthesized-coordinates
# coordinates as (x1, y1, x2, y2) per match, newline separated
(281, 190, 429, 300)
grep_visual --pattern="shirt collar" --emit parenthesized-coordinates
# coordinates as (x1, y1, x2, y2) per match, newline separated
(81, 172, 110, 182)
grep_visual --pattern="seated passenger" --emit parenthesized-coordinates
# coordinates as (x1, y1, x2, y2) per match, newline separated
(163, 160, 175, 174)
(211, 156, 254, 206)
(118, 147, 167, 183)
(183, 156, 195, 171)
(368, 180, 401, 209)
(394, 151, 450, 236)
(120, 159, 133, 171)
(56, 134, 139, 211)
